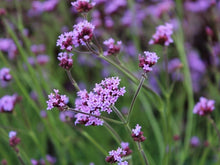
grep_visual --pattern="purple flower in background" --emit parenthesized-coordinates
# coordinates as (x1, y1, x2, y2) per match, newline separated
(36, 55, 50, 65)
(57, 52, 73, 70)
(56, 31, 74, 51)
(131, 124, 146, 142)
(104, 0, 127, 15)
(40, 110, 47, 118)
(46, 89, 69, 110)
(190, 136, 200, 147)
(46, 155, 56, 164)
(31, 159, 45, 165)
(73, 20, 95, 47)
(71, 0, 96, 13)
(103, 38, 122, 56)
(149, 23, 173, 46)
(59, 111, 75, 122)
(31, 44, 45, 54)
(0, 94, 18, 113)
(168, 58, 183, 81)
(139, 51, 159, 73)
(1, 159, 7, 165)
(193, 97, 215, 116)
(0, 68, 12, 82)
(0, 38, 17, 59)
(185, 0, 215, 13)
(104, 16, 114, 28)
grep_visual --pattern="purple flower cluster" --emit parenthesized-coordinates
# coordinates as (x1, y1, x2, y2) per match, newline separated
(31, 155, 56, 165)
(0, 38, 17, 59)
(120, 142, 132, 156)
(193, 97, 215, 116)
(131, 124, 146, 142)
(184, 0, 215, 13)
(138, 51, 159, 73)
(103, 38, 122, 56)
(0, 94, 18, 113)
(190, 136, 200, 147)
(57, 20, 95, 50)
(105, 147, 128, 165)
(0, 68, 12, 82)
(75, 77, 126, 126)
(28, 0, 59, 17)
(71, 0, 96, 13)
(59, 111, 75, 122)
(149, 23, 173, 46)
(57, 52, 73, 70)
(9, 131, 20, 148)
(46, 89, 69, 110)
(31, 44, 46, 54)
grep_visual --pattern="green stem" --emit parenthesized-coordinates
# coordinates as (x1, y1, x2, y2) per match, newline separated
(127, 73, 146, 123)
(66, 70, 80, 92)
(207, 115, 220, 143)
(68, 107, 124, 125)
(138, 142, 149, 165)
(111, 106, 126, 123)
(104, 122, 122, 145)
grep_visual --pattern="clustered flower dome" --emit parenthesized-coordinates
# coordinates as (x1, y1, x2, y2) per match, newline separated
(193, 97, 215, 116)
(105, 147, 128, 165)
(71, 0, 96, 13)
(103, 38, 122, 56)
(131, 124, 146, 142)
(74, 77, 126, 126)
(0, 94, 18, 113)
(46, 89, 69, 110)
(139, 51, 159, 73)
(57, 52, 73, 70)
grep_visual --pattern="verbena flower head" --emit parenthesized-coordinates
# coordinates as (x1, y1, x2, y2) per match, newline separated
(132, 124, 146, 142)
(139, 51, 159, 73)
(105, 147, 128, 164)
(46, 155, 57, 164)
(36, 55, 50, 65)
(71, 0, 96, 13)
(0, 94, 18, 113)
(46, 89, 69, 110)
(103, 38, 122, 56)
(57, 52, 73, 70)
(149, 23, 173, 46)
(0, 38, 17, 59)
(9, 131, 20, 147)
(75, 77, 125, 126)
(184, 0, 215, 13)
(193, 97, 215, 116)
(31, 159, 45, 165)
(73, 20, 95, 47)
(59, 110, 75, 122)
(0, 68, 12, 82)
(56, 31, 74, 51)
(121, 142, 132, 156)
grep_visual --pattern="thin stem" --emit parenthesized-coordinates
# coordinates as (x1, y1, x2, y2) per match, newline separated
(67, 107, 124, 125)
(138, 142, 149, 165)
(104, 122, 122, 145)
(66, 70, 80, 92)
(17, 154, 25, 165)
(207, 115, 220, 143)
(85, 42, 99, 56)
(111, 106, 126, 123)
(126, 73, 146, 123)
(163, 46, 169, 88)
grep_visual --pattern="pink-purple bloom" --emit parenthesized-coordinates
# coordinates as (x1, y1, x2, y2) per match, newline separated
(190, 136, 200, 147)
(120, 142, 132, 156)
(184, 0, 215, 13)
(46, 89, 69, 110)
(0, 94, 18, 113)
(105, 147, 128, 164)
(0, 38, 17, 59)
(57, 52, 73, 70)
(139, 51, 159, 73)
(75, 77, 125, 126)
(56, 31, 75, 51)
(59, 111, 75, 122)
(132, 124, 146, 142)
(71, 0, 96, 13)
(103, 38, 122, 56)
(149, 23, 173, 46)
(9, 131, 20, 147)
(36, 55, 50, 65)
(72, 20, 95, 47)
(193, 97, 215, 116)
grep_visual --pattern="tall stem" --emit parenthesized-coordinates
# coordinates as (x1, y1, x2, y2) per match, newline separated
(104, 122, 122, 145)
(127, 73, 146, 123)
(68, 107, 124, 125)
(207, 115, 220, 143)
(138, 142, 149, 165)
(17, 154, 25, 165)
(163, 46, 169, 88)
(111, 106, 126, 123)
(66, 70, 80, 92)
